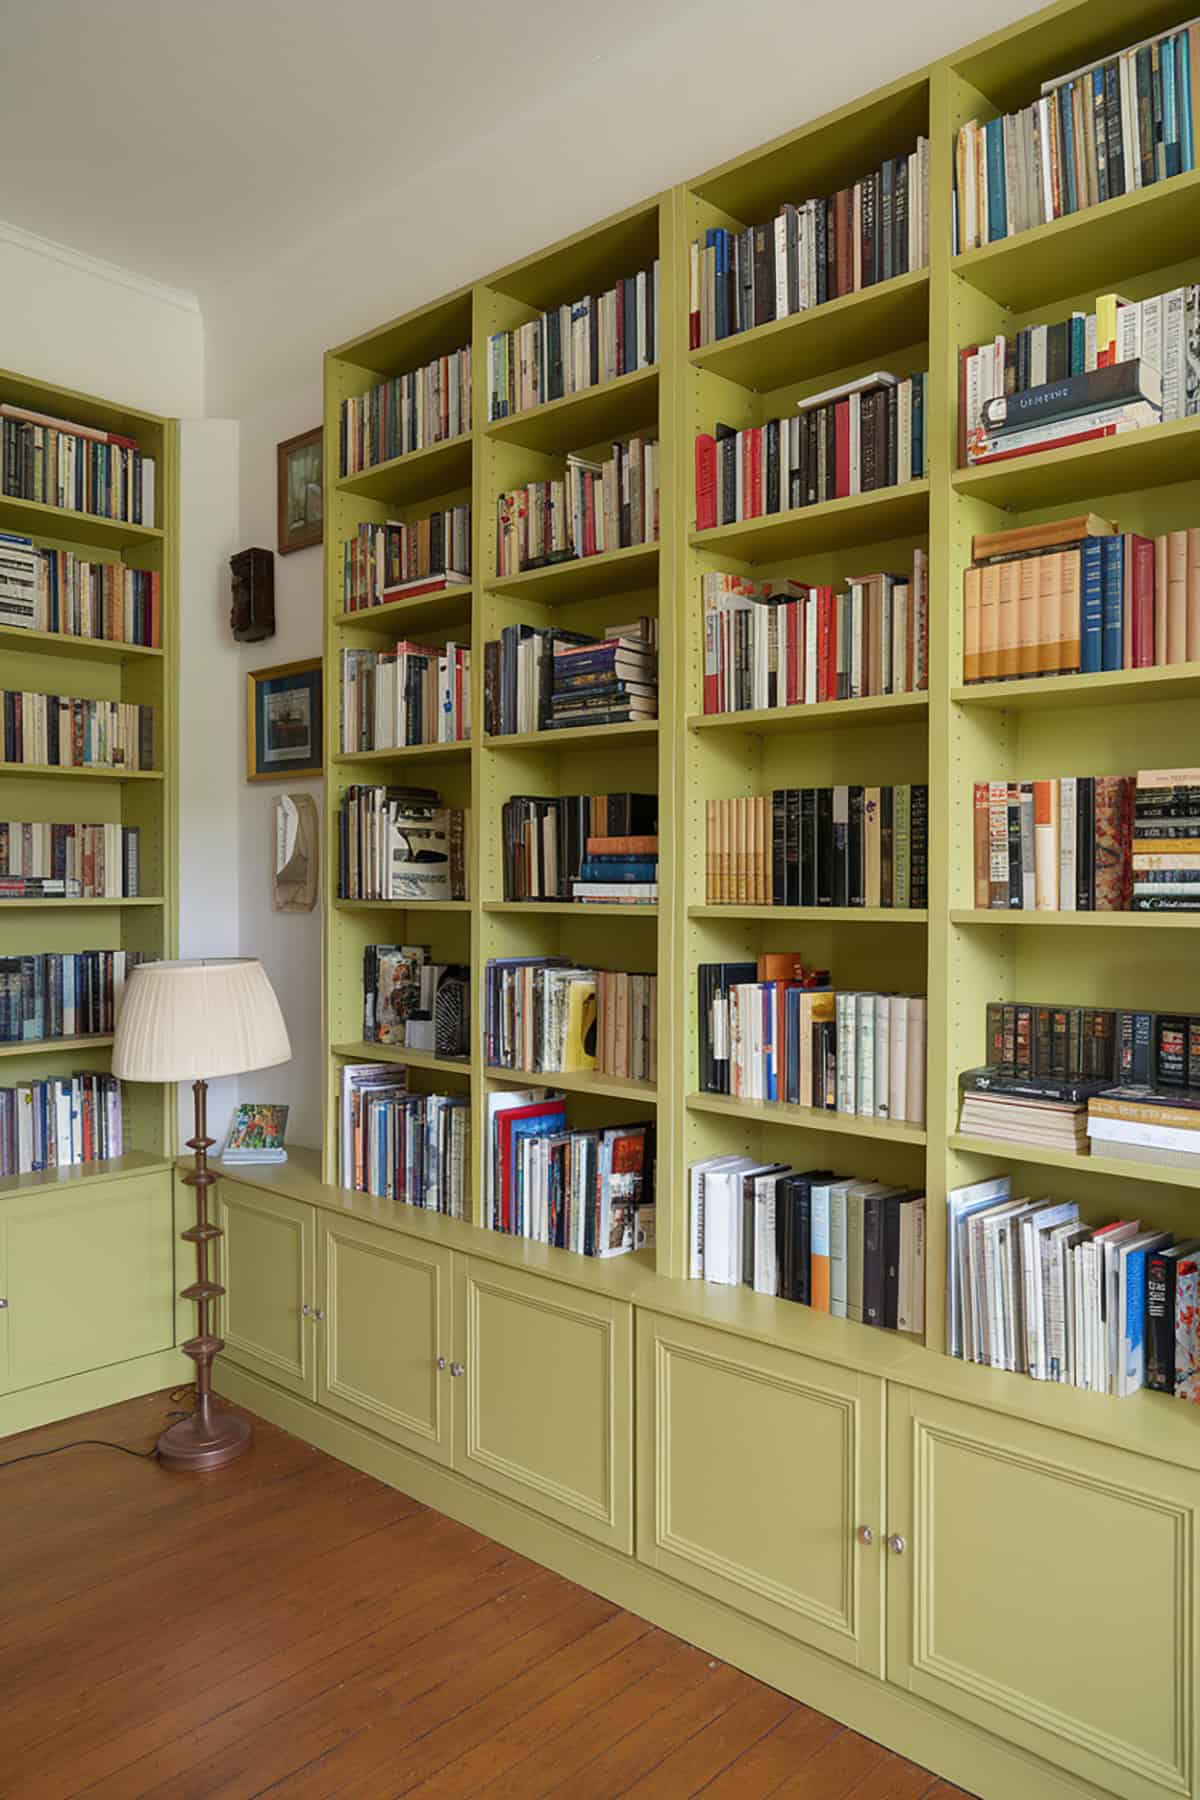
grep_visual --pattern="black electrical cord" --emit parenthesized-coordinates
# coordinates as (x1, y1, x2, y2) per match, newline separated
(0, 1385, 197, 1472)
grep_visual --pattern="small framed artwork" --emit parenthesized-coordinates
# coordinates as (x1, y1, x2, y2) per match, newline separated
(277, 426, 323, 555)
(246, 659, 323, 782)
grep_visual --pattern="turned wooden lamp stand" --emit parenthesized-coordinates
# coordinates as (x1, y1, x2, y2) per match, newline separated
(112, 958, 291, 1472)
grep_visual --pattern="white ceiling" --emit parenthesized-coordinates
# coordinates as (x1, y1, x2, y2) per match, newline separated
(1, 0, 664, 293)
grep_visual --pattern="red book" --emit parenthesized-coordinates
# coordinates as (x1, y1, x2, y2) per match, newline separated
(818, 587, 834, 701)
(834, 400, 851, 498)
(689, 306, 700, 351)
(1131, 533, 1156, 667)
(380, 575, 461, 603)
(496, 1099, 562, 1234)
(695, 434, 716, 531)
(749, 429, 763, 518)
(971, 425, 1114, 465)
(786, 602, 800, 706)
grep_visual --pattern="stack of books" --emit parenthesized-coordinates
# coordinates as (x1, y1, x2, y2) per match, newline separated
(695, 371, 927, 531)
(704, 784, 929, 908)
(0, 1071, 123, 1176)
(338, 347, 471, 476)
(698, 964, 926, 1123)
(500, 794, 657, 903)
(958, 287, 1199, 467)
(971, 776, 1135, 911)
(960, 515, 1200, 680)
(340, 641, 470, 750)
(340, 508, 470, 614)
(219, 1104, 288, 1166)
(702, 554, 928, 712)
(495, 436, 659, 574)
(689, 1158, 925, 1332)
(484, 617, 657, 735)
(0, 821, 140, 901)
(1, 401, 155, 525)
(958, 998, 1122, 1151)
(954, 22, 1199, 252)
(486, 262, 658, 418)
(486, 1090, 654, 1254)
(1, 691, 154, 771)
(1133, 766, 1200, 911)
(339, 1062, 468, 1216)
(335, 785, 469, 902)
(0, 950, 145, 1042)
(1089, 1085, 1200, 1171)
(572, 833, 658, 906)
(484, 958, 656, 1081)
(689, 140, 931, 346)
(0, 538, 161, 646)
(947, 1174, 1200, 1403)
(361, 945, 469, 1058)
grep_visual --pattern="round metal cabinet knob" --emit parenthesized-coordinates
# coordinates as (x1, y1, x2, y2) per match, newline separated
(888, 1534, 906, 1555)
(437, 1355, 447, 1370)
(449, 1361, 465, 1377)
(856, 1525, 874, 1546)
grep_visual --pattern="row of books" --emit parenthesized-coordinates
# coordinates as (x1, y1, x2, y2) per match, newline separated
(972, 776, 1132, 912)
(0, 1072, 123, 1177)
(339, 510, 470, 614)
(954, 21, 1200, 253)
(704, 785, 929, 909)
(500, 794, 657, 904)
(483, 619, 657, 736)
(0, 950, 144, 1044)
(947, 1174, 1199, 1403)
(361, 944, 470, 1059)
(1, 691, 154, 772)
(486, 263, 658, 419)
(339, 643, 470, 752)
(483, 958, 657, 1083)
(338, 347, 472, 477)
(1132, 769, 1200, 912)
(962, 515, 1200, 682)
(702, 556, 928, 714)
(0, 540, 161, 647)
(495, 437, 659, 575)
(486, 1089, 653, 1253)
(1, 403, 155, 526)
(688, 141, 930, 347)
(335, 785, 469, 903)
(338, 1064, 468, 1216)
(698, 961, 927, 1124)
(695, 372, 927, 532)
(0, 821, 140, 901)
(690, 1157, 925, 1333)
(959, 287, 1194, 468)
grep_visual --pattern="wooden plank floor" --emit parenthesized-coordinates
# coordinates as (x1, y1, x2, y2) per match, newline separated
(0, 1390, 975, 1800)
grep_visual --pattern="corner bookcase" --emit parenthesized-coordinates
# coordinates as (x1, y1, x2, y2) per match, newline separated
(0, 369, 181, 1428)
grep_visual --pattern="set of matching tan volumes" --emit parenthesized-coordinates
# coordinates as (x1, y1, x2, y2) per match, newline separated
(707, 796, 775, 905)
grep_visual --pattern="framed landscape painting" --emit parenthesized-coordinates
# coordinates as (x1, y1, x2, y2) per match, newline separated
(277, 426, 323, 554)
(246, 659, 323, 782)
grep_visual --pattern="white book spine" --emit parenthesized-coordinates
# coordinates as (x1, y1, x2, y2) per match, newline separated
(1058, 776, 1077, 910)
(857, 995, 875, 1117)
(874, 993, 890, 1118)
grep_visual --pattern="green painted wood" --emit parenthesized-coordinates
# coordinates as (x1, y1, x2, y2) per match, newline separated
(216, 1180, 316, 1400)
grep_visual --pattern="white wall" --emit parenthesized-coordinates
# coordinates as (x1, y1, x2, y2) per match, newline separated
(0, 222, 203, 418)
(201, 0, 1036, 1144)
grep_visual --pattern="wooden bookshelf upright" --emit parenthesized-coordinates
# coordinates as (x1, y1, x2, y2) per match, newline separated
(0, 369, 181, 1432)
(310, 6, 1200, 1793)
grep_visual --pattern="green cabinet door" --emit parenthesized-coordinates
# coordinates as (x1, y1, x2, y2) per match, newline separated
(453, 1257, 634, 1552)
(318, 1214, 452, 1465)
(887, 1385, 1200, 1800)
(637, 1311, 885, 1674)
(216, 1181, 316, 1400)
(0, 1172, 174, 1394)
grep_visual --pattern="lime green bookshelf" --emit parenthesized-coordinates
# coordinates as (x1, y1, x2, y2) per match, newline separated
(689, 478, 931, 560)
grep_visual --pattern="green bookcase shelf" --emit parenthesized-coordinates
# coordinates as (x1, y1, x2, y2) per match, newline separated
(690, 479, 930, 561)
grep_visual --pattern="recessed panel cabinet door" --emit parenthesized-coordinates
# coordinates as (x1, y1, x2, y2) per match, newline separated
(887, 1385, 1199, 1800)
(216, 1183, 316, 1400)
(453, 1258, 633, 1551)
(0, 1173, 174, 1394)
(318, 1215, 452, 1466)
(637, 1311, 885, 1674)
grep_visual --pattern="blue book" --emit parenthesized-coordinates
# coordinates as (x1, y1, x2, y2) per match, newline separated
(1180, 32, 1194, 172)
(507, 1108, 566, 1236)
(1123, 1236, 1171, 1394)
(1080, 538, 1104, 673)
(761, 983, 777, 1101)
(1058, 86, 1078, 214)
(985, 118, 1006, 241)
(785, 989, 801, 1105)
(1163, 36, 1181, 179)
(578, 859, 657, 881)
(1100, 535, 1125, 672)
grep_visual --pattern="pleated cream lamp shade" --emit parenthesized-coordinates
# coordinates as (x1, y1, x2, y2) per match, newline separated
(113, 958, 291, 1082)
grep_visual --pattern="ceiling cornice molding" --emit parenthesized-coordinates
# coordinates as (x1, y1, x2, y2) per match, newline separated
(0, 217, 200, 315)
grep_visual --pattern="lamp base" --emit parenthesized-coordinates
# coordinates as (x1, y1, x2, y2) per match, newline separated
(156, 1409, 253, 1473)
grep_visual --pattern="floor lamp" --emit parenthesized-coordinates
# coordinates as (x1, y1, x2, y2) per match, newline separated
(113, 958, 291, 1472)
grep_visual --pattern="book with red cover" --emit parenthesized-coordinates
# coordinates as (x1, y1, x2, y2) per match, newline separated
(695, 434, 716, 531)
(748, 428, 763, 518)
(970, 424, 1115, 465)
(1131, 534, 1156, 667)
(1094, 774, 1134, 911)
(834, 400, 851, 498)
(496, 1098, 565, 1233)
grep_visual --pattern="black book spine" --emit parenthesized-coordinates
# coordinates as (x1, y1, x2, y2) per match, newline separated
(1007, 792, 1022, 907)
(848, 786, 865, 905)
(1076, 776, 1095, 910)
(772, 791, 787, 906)
(880, 785, 894, 906)
(1157, 1014, 1189, 1086)
(883, 1196, 902, 1330)
(795, 1183, 812, 1305)
(909, 784, 928, 908)
(862, 1194, 885, 1326)
(787, 788, 802, 907)
(766, 418, 780, 515)
(753, 224, 773, 327)
(894, 155, 909, 274)
(815, 788, 834, 907)
(1146, 1254, 1177, 1393)
(885, 388, 898, 488)
(832, 789, 849, 907)
(777, 1176, 795, 1295)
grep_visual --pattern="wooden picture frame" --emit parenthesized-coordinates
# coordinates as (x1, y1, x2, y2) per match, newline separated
(246, 659, 323, 782)
(277, 426, 323, 554)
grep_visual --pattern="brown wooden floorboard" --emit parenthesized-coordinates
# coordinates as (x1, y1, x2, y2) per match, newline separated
(0, 1390, 969, 1800)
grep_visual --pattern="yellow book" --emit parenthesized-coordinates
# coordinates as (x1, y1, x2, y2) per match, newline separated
(996, 559, 1021, 679)
(563, 978, 597, 1071)
(962, 565, 981, 682)
(978, 564, 999, 680)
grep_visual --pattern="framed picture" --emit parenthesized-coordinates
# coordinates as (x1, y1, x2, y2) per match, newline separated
(277, 427, 323, 555)
(246, 659, 323, 782)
